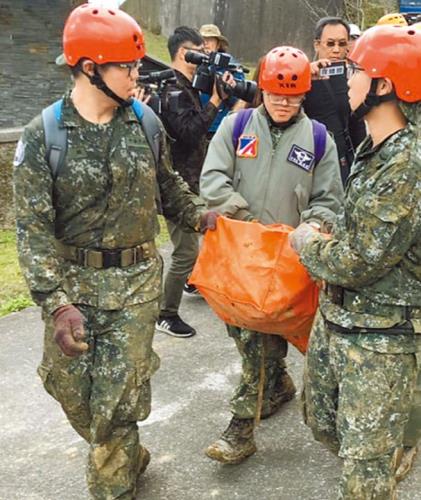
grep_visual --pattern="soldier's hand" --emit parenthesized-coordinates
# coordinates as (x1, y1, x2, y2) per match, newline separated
(289, 223, 319, 254)
(132, 86, 151, 104)
(200, 211, 219, 233)
(53, 305, 89, 357)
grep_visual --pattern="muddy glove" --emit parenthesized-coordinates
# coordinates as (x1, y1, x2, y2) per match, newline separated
(53, 305, 89, 357)
(199, 211, 219, 233)
(289, 223, 319, 254)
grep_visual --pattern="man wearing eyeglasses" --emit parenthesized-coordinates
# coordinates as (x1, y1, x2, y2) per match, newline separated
(304, 17, 366, 185)
(200, 46, 343, 464)
(156, 26, 234, 338)
(13, 5, 218, 498)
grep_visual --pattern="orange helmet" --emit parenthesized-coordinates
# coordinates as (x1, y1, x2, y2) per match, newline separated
(63, 3, 145, 66)
(259, 46, 311, 95)
(376, 13, 407, 26)
(349, 25, 421, 102)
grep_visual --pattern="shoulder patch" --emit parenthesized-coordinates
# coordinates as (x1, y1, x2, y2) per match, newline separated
(287, 144, 315, 172)
(13, 139, 26, 167)
(236, 134, 259, 158)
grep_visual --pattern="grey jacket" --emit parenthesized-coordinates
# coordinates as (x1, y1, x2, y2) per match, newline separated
(200, 105, 343, 227)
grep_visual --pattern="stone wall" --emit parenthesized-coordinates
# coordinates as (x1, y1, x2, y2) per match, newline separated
(0, 1, 73, 129)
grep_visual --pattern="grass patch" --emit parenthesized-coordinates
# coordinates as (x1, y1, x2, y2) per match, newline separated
(144, 30, 171, 64)
(0, 230, 33, 317)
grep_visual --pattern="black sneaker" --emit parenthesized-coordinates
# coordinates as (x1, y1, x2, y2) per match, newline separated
(183, 282, 200, 295)
(156, 315, 196, 338)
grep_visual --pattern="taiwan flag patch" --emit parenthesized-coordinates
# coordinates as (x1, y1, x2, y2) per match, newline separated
(236, 135, 259, 158)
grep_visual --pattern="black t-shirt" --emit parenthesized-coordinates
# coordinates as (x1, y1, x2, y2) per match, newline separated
(304, 74, 366, 183)
(160, 70, 218, 194)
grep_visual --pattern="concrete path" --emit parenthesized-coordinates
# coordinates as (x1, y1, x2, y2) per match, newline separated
(1, 243, 420, 500)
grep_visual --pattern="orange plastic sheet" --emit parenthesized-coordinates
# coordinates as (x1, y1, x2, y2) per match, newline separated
(189, 216, 319, 353)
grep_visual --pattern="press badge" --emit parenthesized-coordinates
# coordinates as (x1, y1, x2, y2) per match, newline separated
(236, 135, 259, 158)
(287, 144, 315, 172)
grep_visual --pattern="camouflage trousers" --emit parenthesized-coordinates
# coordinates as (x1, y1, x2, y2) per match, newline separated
(303, 313, 417, 499)
(403, 357, 421, 447)
(38, 300, 160, 500)
(227, 325, 288, 419)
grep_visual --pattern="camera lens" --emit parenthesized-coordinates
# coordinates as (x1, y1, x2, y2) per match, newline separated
(184, 51, 206, 65)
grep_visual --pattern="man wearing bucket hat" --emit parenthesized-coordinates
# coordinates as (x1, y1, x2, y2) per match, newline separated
(199, 23, 229, 53)
(13, 4, 217, 498)
(198, 23, 245, 141)
(290, 24, 421, 499)
(200, 46, 342, 464)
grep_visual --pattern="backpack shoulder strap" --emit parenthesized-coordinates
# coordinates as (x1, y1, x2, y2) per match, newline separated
(131, 100, 161, 167)
(311, 119, 327, 166)
(41, 99, 67, 179)
(232, 108, 254, 150)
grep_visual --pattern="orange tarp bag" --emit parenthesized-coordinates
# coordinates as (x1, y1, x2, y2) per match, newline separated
(189, 216, 319, 354)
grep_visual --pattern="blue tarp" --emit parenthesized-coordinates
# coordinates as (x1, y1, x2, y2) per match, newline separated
(400, 0, 421, 13)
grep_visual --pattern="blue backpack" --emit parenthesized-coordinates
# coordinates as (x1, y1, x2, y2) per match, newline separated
(232, 108, 327, 165)
(41, 99, 161, 179)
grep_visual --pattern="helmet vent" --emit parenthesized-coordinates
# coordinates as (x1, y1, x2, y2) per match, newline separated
(133, 34, 138, 42)
(292, 74, 298, 81)
(108, 10, 115, 15)
(408, 30, 416, 35)
(277, 73, 284, 80)
(279, 52, 285, 57)
(92, 9, 98, 15)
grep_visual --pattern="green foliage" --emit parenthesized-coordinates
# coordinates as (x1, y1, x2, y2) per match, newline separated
(345, 0, 400, 28)
(0, 295, 34, 317)
(0, 230, 33, 317)
(144, 30, 171, 64)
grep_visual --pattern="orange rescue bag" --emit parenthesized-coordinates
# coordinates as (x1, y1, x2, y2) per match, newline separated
(189, 216, 319, 353)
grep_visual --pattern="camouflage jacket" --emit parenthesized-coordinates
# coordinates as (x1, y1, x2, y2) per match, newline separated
(14, 93, 206, 314)
(160, 70, 218, 194)
(300, 123, 421, 353)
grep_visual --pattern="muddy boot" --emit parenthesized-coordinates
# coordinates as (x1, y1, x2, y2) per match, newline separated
(394, 446, 418, 482)
(137, 444, 151, 477)
(205, 417, 256, 464)
(261, 370, 296, 419)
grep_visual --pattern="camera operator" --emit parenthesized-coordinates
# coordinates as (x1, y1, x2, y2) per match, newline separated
(199, 24, 245, 139)
(156, 26, 234, 338)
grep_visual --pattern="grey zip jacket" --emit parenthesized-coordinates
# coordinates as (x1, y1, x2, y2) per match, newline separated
(200, 105, 343, 227)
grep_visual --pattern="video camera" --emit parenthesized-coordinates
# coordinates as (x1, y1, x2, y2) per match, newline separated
(137, 68, 181, 115)
(184, 50, 257, 103)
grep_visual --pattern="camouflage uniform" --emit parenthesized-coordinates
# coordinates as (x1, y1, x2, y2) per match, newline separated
(227, 325, 289, 419)
(14, 93, 205, 499)
(300, 111, 421, 499)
